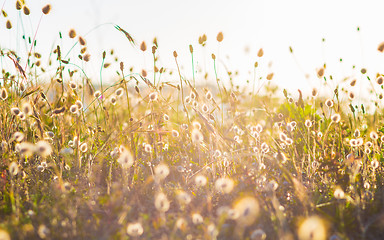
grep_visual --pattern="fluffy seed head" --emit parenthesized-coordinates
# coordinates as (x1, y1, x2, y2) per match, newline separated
(154, 163, 170, 181)
(36, 140, 52, 158)
(194, 175, 207, 187)
(305, 119, 312, 128)
(117, 149, 134, 169)
(215, 177, 234, 194)
(126, 223, 143, 237)
(234, 196, 260, 227)
(298, 216, 327, 240)
(155, 192, 170, 212)
(192, 213, 203, 224)
(9, 162, 19, 176)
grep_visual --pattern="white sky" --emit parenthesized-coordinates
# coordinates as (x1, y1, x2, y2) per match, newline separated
(1, 0, 384, 98)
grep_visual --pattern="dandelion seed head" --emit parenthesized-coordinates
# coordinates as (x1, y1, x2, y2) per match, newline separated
(154, 163, 170, 181)
(334, 187, 345, 199)
(194, 175, 207, 187)
(155, 192, 170, 212)
(36, 140, 52, 158)
(234, 196, 260, 227)
(126, 222, 143, 237)
(370, 131, 378, 140)
(175, 218, 187, 230)
(117, 149, 134, 169)
(215, 177, 234, 194)
(251, 229, 267, 240)
(371, 158, 379, 169)
(298, 216, 327, 240)
(37, 224, 50, 239)
(9, 162, 19, 176)
(21, 101, 32, 116)
(176, 191, 191, 205)
(192, 213, 203, 225)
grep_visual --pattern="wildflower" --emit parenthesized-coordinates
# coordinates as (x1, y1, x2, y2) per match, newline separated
(251, 229, 267, 240)
(311, 88, 318, 97)
(117, 149, 134, 169)
(325, 99, 333, 108)
(378, 42, 384, 52)
(0, 87, 8, 100)
(94, 91, 101, 99)
(371, 159, 379, 169)
(154, 163, 170, 181)
(36, 140, 52, 158)
(69, 29, 76, 38)
(331, 113, 341, 123)
(18, 112, 26, 120)
(126, 222, 143, 237)
(9, 162, 19, 176)
(261, 142, 269, 153)
(234, 196, 260, 227)
(217, 32, 224, 42)
(171, 130, 179, 138)
(191, 128, 203, 143)
(69, 104, 78, 114)
(194, 175, 207, 187)
(155, 192, 170, 212)
(110, 96, 117, 105)
(149, 92, 158, 102)
(144, 144, 152, 153)
(69, 81, 77, 90)
(10, 107, 20, 116)
(12, 132, 24, 142)
(42, 4, 51, 14)
(348, 92, 355, 100)
(206, 91, 212, 100)
(215, 177, 234, 194)
(79, 142, 88, 152)
(202, 104, 209, 113)
(354, 129, 360, 138)
(298, 216, 327, 240)
(305, 119, 312, 128)
(192, 213, 203, 225)
(75, 100, 83, 110)
(370, 131, 378, 140)
(115, 87, 124, 97)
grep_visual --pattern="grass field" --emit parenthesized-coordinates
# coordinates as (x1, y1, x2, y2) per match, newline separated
(1, 2, 384, 240)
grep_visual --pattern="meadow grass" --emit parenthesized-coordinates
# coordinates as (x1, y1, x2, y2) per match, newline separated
(1, 2, 384, 240)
